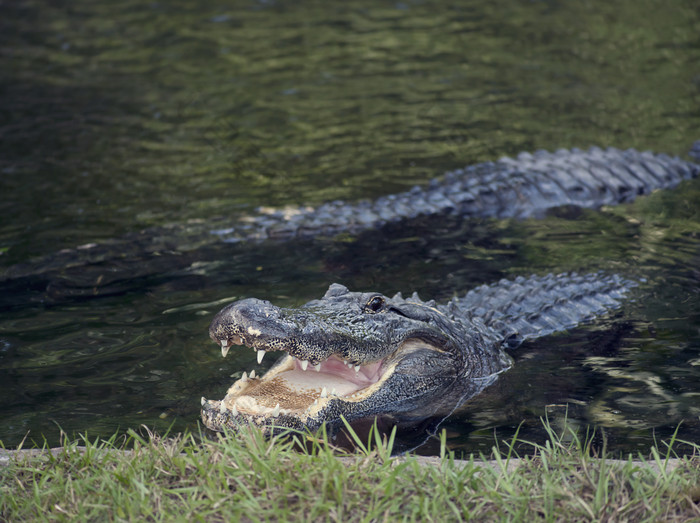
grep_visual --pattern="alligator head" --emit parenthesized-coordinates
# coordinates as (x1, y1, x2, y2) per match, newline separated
(201, 283, 512, 433)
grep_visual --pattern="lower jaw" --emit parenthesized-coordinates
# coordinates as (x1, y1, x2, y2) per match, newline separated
(202, 379, 389, 433)
(201, 402, 309, 432)
(201, 397, 345, 433)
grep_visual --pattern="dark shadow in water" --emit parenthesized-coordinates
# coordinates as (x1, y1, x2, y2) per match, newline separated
(0, 212, 514, 309)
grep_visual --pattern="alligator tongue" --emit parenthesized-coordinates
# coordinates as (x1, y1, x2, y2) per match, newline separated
(226, 355, 385, 412)
(276, 356, 384, 397)
(275, 371, 360, 397)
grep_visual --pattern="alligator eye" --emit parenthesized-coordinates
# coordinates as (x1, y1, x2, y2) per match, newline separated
(365, 296, 385, 312)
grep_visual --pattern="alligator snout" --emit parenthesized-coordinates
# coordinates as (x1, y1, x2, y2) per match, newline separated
(208, 298, 295, 362)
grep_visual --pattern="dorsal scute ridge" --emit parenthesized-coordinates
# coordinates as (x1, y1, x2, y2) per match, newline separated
(441, 297, 465, 319)
(436, 272, 636, 346)
(209, 142, 699, 245)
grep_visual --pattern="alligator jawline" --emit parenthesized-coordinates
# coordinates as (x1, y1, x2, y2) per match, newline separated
(206, 339, 438, 422)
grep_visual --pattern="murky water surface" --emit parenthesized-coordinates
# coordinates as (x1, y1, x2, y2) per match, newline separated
(1, 0, 699, 454)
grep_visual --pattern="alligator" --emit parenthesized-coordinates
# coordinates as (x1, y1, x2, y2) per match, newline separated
(198, 140, 700, 435)
(209, 141, 700, 242)
(2, 141, 698, 288)
(201, 272, 635, 434)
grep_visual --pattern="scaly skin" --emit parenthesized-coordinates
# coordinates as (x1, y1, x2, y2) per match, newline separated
(3, 142, 698, 283)
(212, 143, 700, 241)
(201, 273, 634, 433)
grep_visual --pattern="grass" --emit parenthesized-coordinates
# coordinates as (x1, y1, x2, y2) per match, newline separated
(1, 418, 699, 522)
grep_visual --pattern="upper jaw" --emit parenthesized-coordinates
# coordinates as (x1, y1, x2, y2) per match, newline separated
(209, 298, 395, 366)
(212, 317, 453, 371)
(216, 330, 389, 379)
(212, 327, 388, 370)
(209, 297, 458, 365)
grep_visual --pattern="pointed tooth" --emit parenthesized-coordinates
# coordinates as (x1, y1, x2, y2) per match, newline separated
(272, 404, 280, 417)
(354, 365, 361, 374)
(250, 369, 256, 379)
(314, 363, 321, 372)
(321, 387, 328, 398)
(200, 397, 206, 406)
(313, 399, 318, 406)
(300, 360, 309, 371)
(257, 350, 265, 364)
(331, 387, 337, 396)
(221, 340, 230, 358)
(241, 371, 248, 382)
(231, 404, 238, 416)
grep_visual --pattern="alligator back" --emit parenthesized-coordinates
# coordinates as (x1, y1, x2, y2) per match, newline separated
(214, 142, 700, 241)
(3, 142, 697, 283)
(441, 273, 636, 348)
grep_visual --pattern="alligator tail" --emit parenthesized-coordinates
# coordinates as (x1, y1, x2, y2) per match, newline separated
(445, 272, 637, 348)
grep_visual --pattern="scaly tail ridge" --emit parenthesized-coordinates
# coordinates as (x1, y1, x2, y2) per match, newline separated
(444, 272, 636, 347)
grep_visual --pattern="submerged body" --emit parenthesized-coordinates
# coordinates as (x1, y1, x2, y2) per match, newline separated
(201, 273, 634, 433)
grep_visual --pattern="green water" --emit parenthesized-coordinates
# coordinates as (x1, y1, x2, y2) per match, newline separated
(1, 0, 699, 453)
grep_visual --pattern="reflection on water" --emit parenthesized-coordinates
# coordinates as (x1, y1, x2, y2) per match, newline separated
(1, 0, 699, 453)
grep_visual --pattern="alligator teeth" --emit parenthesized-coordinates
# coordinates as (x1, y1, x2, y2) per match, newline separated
(300, 359, 309, 371)
(201, 396, 206, 406)
(249, 369, 256, 379)
(320, 387, 328, 398)
(272, 404, 280, 417)
(221, 340, 230, 358)
(256, 350, 265, 364)
(231, 404, 238, 416)
(314, 363, 321, 372)
(241, 371, 248, 382)
(354, 365, 361, 375)
(331, 387, 337, 396)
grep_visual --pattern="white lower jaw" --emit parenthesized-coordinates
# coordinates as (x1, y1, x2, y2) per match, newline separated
(217, 355, 399, 421)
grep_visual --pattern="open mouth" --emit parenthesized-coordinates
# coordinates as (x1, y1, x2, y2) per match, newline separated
(201, 335, 432, 425)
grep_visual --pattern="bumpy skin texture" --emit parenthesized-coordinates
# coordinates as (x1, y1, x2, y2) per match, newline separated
(211, 143, 700, 242)
(3, 142, 698, 281)
(202, 273, 634, 433)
